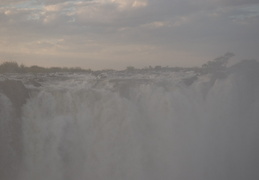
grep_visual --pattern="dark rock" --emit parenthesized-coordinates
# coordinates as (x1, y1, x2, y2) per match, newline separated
(0, 80, 29, 180)
(0, 80, 29, 113)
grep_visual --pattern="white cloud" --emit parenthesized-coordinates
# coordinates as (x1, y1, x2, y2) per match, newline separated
(44, 4, 63, 12)
(142, 21, 169, 28)
(109, 0, 148, 9)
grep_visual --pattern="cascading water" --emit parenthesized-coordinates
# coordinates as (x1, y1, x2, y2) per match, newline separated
(0, 60, 259, 180)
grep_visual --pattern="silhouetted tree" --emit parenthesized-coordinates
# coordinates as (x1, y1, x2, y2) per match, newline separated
(0, 62, 19, 73)
(201, 53, 234, 74)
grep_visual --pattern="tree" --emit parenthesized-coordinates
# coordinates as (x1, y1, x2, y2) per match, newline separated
(126, 66, 135, 72)
(0, 62, 20, 73)
(201, 53, 234, 74)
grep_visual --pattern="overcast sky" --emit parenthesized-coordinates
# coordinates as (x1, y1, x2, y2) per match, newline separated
(0, 0, 259, 69)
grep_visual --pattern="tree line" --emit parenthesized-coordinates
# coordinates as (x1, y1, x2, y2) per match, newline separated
(0, 53, 234, 74)
(0, 61, 92, 73)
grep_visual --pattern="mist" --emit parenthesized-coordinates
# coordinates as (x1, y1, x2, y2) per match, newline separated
(0, 56, 259, 180)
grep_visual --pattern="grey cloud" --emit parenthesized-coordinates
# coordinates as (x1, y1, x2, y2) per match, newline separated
(37, 0, 86, 5)
(0, 0, 29, 5)
(1, 0, 259, 68)
(217, 0, 259, 6)
(1, 0, 258, 38)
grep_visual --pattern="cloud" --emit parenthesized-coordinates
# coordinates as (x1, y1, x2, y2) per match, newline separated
(108, 0, 148, 10)
(44, 4, 63, 12)
(217, 0, 259, 6)
(0, 0, 259, 69)
(0, 0, 28, 5)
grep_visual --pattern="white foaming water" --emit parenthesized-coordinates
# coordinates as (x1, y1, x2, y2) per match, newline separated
(1, 60, 259, 180)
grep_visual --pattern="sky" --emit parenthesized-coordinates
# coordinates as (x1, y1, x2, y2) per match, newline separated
(0, 0, 259, 70)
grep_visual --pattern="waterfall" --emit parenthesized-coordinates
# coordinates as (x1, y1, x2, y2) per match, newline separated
(0, 60, 259, 180)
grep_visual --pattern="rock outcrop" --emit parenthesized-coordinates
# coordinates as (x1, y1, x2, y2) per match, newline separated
(0, 80, 29, 180)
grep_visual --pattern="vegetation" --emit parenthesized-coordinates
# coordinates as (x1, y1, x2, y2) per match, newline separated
(201, 52, 234, 74)
(0, 61, 92, 74)
(0, 62, 20, 73)
(0, 53, 234, 74)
